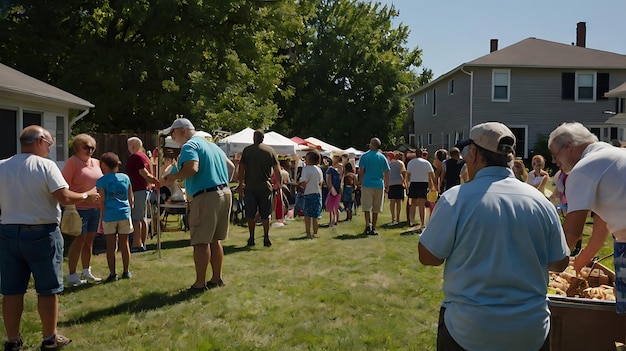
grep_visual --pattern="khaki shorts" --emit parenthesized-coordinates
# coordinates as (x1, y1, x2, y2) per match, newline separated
(360, 187, 384, 213)
(102, 218, 134, 235)
(188, 187, 232, 245)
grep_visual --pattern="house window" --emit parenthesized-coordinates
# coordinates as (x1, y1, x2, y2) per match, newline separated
(0, 109, 17, 159)
(432, 88, 437, 115)
(509, 126, 527, 159)
(563, 72, 608, 102)
(427, 133, 433, 145)
(23, 111, 42, 127)
(417, 135, 423, 148)
(423, 93, 428, 106)
(589, 126, 618, 142)
(56, 116, 65, 161)
(455, 132, 464, 145)
(448, 80, 454, 95)
(576, 72, 595, 101)
(408, 134, 416, 148)
(492, 69, 510, 102)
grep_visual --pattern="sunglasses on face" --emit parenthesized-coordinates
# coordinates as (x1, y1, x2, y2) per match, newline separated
(82, 145, 95, 152)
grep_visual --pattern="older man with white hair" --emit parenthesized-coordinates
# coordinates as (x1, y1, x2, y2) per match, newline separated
(126, 137, 158, 253)
(548, 121, 626, 312)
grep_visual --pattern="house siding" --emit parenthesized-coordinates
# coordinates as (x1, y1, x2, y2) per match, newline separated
(414, 71, 471, 150)
(1, 96, 69, 166)
(413, 66, 626, 158)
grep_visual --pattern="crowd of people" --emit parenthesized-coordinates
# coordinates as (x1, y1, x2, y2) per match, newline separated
(2, 119, 626, 350)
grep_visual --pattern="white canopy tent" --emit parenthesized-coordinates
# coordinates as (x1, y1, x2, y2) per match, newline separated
(305, 137, 342, 156)
(164, 131, 213, 148)
(343, 147, 365, 157)
(217, 128, 298, 156)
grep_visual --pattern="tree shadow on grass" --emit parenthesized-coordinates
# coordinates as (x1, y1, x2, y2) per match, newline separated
(223, 244, 254, 255)
(334, 233, 369, 240)
(59, 289, 199, 327)
(288, 235, 314, 241)
(399, 229, 421, 236)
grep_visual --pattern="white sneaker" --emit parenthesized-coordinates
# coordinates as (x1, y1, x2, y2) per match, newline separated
(271, 222, 285, 227)
(81, 267, 102, 282)
(67, 273, 87, 286)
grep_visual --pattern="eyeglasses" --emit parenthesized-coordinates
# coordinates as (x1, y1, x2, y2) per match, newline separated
(550, 144, 567, 161)
(40, 135, 54, 146)
(82, 145, 96, 152)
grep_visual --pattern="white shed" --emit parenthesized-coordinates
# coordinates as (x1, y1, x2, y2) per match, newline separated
(0, 63, 94, 167)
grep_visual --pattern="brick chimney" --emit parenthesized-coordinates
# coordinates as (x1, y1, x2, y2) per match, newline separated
(576, 22, 586, 48)
(490, 39, 498, 52)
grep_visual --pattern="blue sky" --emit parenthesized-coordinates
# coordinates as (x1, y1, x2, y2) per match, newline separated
(375, 0, 626, 78)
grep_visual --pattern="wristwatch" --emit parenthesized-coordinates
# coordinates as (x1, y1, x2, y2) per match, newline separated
(82, 193, 88, 200)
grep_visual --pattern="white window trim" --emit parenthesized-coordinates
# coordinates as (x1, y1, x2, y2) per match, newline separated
(448, 80, 454, 95)
(588, 125, 618, 142)
(508, 124, 528, 159)
(423, 93, 428, 106)
(427, 133, 433, 146)
(491, 69, 510, 102)
(432, 88, 437, 116)
(575, 71, 596, 103)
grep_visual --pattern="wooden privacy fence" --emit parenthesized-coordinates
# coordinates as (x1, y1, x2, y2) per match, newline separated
(88, 132, 159, 161)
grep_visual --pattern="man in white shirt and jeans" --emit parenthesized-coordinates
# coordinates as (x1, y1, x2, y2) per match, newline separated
(549, 121, 626, 312)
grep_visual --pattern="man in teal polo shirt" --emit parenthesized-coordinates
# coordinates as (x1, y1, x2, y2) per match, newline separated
(161, 118, 234, 292)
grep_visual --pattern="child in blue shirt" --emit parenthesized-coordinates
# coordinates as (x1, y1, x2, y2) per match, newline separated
(299, 151, 324, 239)
(96, 152, 134, 283)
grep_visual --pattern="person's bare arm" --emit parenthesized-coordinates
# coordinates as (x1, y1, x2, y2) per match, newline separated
(237, 162, 246, 197)
(225, 157, 235, 182)
(573, 215, 610, 273)
(418, 242, 444, 266)
(128, 184, 134, 209)
(273, 164, 282, 186)
(52, 187, 99, 206)
(165, 160, 198, 181)
(139, 167, 159, 187)
(428, 171, 436, 191)
(562, 210, 589, 249)
(548, 256, 569, 273)
(357, 167, 365, 188)
(383, 170, 389, 192)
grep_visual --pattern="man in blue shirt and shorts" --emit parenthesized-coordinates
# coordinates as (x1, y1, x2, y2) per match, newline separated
(161, 118, 234, 292)
(419, 122, 569, 351)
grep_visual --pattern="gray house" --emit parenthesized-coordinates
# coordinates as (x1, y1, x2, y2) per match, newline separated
(0, 63, 94, 167)
(409, 23, 626, 159)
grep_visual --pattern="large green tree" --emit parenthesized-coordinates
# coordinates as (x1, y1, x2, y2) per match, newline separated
(0, 0, 301, 133)
(274, 0, 423, 148)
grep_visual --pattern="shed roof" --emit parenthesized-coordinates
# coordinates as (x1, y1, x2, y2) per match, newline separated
(0, 63, 94, 109)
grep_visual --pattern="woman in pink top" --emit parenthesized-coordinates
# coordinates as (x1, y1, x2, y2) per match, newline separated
(62, 134, 103, 285)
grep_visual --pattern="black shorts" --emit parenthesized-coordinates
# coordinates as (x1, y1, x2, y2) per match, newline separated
(408, 182, 428, 199)
(244, 188, 273, 219)
(387, 184, 405, 199)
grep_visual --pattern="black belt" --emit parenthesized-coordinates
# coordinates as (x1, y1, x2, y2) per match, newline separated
(192, 184, 227, 198)
(2, 223, 57, 231)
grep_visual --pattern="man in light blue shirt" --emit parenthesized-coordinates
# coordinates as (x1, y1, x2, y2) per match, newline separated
(357, 137, 390, 235)
(419, 122, 569, 351)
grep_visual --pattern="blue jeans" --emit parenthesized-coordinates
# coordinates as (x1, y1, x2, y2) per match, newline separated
(77, 208, 100, 233)
(0, 224, 64, 295)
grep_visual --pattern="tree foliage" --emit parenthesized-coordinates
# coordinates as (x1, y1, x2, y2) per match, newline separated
(275, 0, 422, 148)
(0, 0, 302, 132)
(0, 0, 427, 147)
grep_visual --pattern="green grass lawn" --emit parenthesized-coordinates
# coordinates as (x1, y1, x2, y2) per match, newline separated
(2, 198, 611, 350)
